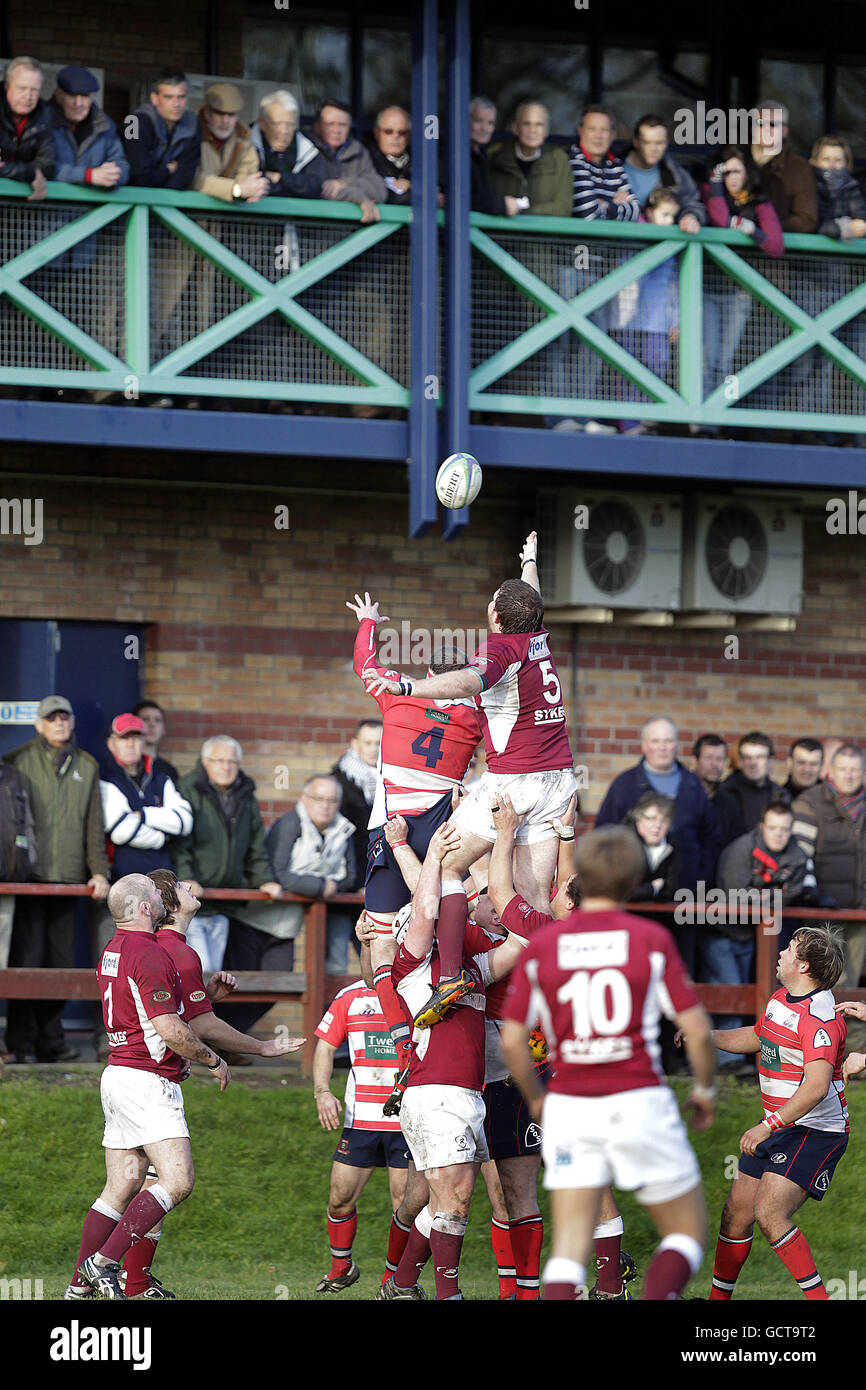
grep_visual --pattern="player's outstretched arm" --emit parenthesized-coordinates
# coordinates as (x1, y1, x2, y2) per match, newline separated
(488, 794, 522, 916)
(518, 530, 541, 597)
(676, 1002, 716, 1131)
(366, 665, 485, 701)
(191, 1012, 304, 1057)
(487, 930, 528, 982)
(404, 822, 461, 957)
(384, 815, 424, 894)
(151, 1012, 230, 1090)
(711, 1025, 760, 1054)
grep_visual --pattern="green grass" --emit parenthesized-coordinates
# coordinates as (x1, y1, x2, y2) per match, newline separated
(0, 1068, 862, 1301)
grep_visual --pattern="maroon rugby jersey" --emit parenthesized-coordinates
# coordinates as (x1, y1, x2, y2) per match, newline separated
(155, 928, 214, 1024)
(465, 629, 572, 773)
(392, 943, 493, 1091)
(502, 908, 698, 1096)
(466, 896, 553, 1022)
(98, 930, 185, 1082)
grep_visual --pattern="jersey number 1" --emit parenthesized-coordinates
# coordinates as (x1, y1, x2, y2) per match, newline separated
(411, 727, 445, 769)
(103, 981, 113, 1029)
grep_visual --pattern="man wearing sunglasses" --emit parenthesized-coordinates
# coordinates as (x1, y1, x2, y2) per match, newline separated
(364, 106, 413, 206)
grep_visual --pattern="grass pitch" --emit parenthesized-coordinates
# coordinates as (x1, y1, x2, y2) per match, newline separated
(1, 1067, 862, 1301)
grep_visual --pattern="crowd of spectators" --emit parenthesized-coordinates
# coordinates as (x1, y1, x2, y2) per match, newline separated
(1, 55, 863, 430)
(0, 697, 380, 1064)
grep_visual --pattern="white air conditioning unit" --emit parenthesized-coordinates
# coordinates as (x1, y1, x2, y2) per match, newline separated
(539, 491, 683, 610)
(681, 496, 803, 614)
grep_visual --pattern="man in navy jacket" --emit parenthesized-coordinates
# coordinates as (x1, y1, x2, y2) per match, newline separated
(595, 715, 721, 893)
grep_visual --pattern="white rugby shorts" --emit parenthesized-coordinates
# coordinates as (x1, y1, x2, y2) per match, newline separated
(452, 768, 577, 845)
(400, 1083, 489, 1171)
(541, 1085, 700, 1204)
(101, 1065, 190, 1150)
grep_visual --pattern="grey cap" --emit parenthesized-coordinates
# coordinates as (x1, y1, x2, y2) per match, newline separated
(38, 695, 73, 718)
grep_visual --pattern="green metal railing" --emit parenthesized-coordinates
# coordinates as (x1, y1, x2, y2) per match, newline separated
(1, 178, 865, 433)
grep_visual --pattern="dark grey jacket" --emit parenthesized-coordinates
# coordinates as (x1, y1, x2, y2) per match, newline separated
(717, 826, 819, 939)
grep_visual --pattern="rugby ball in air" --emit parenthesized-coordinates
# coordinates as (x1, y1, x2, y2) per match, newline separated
(436, 452, 482, 509)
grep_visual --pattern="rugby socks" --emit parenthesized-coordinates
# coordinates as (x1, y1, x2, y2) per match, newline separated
(642, 1234, 703, 1301)
(543, 1256, 586, 1300)
(510, 1213, 543, 1299)
(491, 1218, 517, 1299)
(372, 965, 412, 1071)
(327, 1207, 358, 1279)
(769, 1227, 828, 1299)
(394, 1206, 433, 1289)
(430, 1212, 467, 1301)
(593, 1215, 624, 1296)
(71, 1198, 122, 1287)
(383, 1212, 412, 1284)
(436, 881, 468, 978)
(122, 1233, 160, 1298)
(709, 1233, 753, 1300)
(98, 1186, 174, 1265)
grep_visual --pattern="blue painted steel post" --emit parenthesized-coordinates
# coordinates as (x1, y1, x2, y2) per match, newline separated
(409, 0, 440, 537)
(441, 0, 472, 540)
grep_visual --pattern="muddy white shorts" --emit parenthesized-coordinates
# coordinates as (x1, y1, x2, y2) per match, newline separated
(541, 1085, 700, 1204)
(101, 1065, 189, 1150)
(452, 768, 577, 845)
(400, 1083, 489, 1172)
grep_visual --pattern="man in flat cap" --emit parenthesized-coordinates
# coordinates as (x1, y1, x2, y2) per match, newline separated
(0, 55, 55, 199)
(49, 66, 128, 190)
(193, 83, 268, 203)
(4, 697, 109, 1063)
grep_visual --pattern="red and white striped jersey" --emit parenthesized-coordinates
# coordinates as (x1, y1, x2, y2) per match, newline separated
(755, 988, 848, 1133)
(315, 981, 401, 1131)
(354, 617, 480, 822)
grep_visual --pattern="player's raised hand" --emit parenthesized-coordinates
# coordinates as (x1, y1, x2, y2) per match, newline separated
(346, 591, 389, 625)
(316, 1089, 342, 1131)
(355, 911, 378, 945)
(429, 821, 461, 863)
(384, 815, 410, 847)
(835, 1000, 866, 1022)
(261, 1033, 305, 1057)
(843, 1051, 866, 1085)
(365, 674, 402, 697)
(519, 531, 538, 566)
(206, 970, 237, 1003)
(491, 791, 522, 837)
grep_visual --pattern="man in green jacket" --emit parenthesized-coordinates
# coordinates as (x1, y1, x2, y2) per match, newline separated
(486, 102, 573, 218)
(4, 695, 109, 1063)
(174, 736, 282, 1046)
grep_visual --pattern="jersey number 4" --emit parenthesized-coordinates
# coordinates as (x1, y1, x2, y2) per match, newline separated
(411, 727, 445, 769)
(558, 968, 631, 1037)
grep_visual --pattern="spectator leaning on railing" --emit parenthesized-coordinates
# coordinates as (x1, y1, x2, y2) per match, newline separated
(48, 66, 128, 192)
(98, 713, 193, 881)
(307, 97, 386, 225)
(749, 100, 817, 234)
(0, 55, 55, 199)
(619, 113, 705, 233)
(3, 695, 109, 1064)
(469, 96, 519, 217)
(193, 83, 268, 205)
(250, 90, 326, 200)
(611, 185, 680, 435)
(486, 100, 573, 218)
(364, 105, 413, 206)
(123, 69, 201, 190)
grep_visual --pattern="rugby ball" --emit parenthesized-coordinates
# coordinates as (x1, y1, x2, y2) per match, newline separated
(436, 452, 482, 509)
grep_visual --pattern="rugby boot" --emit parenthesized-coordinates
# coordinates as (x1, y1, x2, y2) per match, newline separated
(413, 969, 476, 1028)
(80, 1255, 126, 1300)
(315, 1261, 360, 1294)
(621, 1248, 639, 1284)
(383, 1065, 410, 1117)
(136, 1275, 177, 1300)
(377, 1276, 427, 1300)
(589, 1285, 633, 1301)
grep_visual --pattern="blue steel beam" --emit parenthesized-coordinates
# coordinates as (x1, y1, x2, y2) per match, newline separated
(441, 0, 472, 542)
(408, 0, 440, 538)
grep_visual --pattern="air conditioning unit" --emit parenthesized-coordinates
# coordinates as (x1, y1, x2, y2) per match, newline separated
(681, 496, 803, 614)
(539, 491, 683, 610)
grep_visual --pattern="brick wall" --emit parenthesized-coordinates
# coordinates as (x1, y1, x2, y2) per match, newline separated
(1, 447, 862, 826)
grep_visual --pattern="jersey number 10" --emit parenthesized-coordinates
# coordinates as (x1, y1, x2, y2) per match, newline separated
(557, 968, 631, 1038)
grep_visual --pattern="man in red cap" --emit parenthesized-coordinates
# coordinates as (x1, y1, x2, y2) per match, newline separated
(99, 713, 193, 883)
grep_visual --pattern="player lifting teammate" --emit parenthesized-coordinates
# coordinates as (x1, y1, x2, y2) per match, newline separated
(367, 531, 576, 1030)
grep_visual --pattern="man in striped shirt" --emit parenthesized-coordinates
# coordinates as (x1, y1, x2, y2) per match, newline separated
(547, 106, 639, 435)
(707, 925, 848, 1301)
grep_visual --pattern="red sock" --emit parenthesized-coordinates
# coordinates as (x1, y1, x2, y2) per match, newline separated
(100, 1191, 169, 1264)
(383, 1213, 412, 1284)
(394, 1215, 431, 1288)
(373, 966, 413, 1069)
(594, 1231, 623, 1296)
(327, 1207, 358, 1278)
(709, 1233, 753, 1300)
(122, 1234, 159, 1297)
(641, 1248, 693, 1301)
(436, 887, 468, 978)
(770, 1227, 827, 1299)
(430, 1224, 465, 1300)
(509, 1213, 543, 1300)
(542, 1257, 585, 1300)
(71, 1200, 121, 1286)
(491, 1219, 516, 1299)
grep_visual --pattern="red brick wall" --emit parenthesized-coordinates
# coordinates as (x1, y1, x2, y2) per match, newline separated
(1, 449, 862, 824)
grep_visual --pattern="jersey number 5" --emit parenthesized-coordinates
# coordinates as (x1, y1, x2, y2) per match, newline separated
(540, 659, 561, 705)
(411, 727, 445, 769)
(557, 968, 631, 1037)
